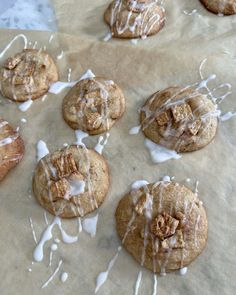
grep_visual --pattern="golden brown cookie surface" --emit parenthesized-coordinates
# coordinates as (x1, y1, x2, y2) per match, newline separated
(62, 77, 125, 135)
(115, 181, 208, 273)
(104, 0, 165, 39)
(0, 49, 58, 102)
(140, 86, 218, 152)
(33, 145, 109, 218)
(0, 118, 24, 181)
(200, 0, 236, 15)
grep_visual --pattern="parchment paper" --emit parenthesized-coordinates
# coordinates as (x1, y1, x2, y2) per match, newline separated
(0, 1, 236, 294)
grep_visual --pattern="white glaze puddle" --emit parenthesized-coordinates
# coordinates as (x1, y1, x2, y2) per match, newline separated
(82, 214, 99, 238)
(129, 125, 141, 135)
(179, 267, 188, 276)
(36, 140, 49, 162)
(41, 260, 63, 289)
(145, 139, 181, 163)
(95, 247, 122, 293)
(18, 99, 33, 112)
(33, 217, 78, 262)
(60, 272, 69, 283)
(74, 130, 88, 147)
(68, 179, 85, 196)
(134, 271, 143, 295)
(131, 180, 149, 190)
(49, 69, 95, 94)
(220, 111, 236, 122)
(0, 34, 28, 58)
(94, 133, 110, 154)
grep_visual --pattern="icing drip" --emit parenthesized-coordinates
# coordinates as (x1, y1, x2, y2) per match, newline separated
(36, 140, 49, 162)
(129, 125, 141, 135)
(131, 180, 149, 190)
(74, 130, 89, 147)
(48, 35, 54, 44)
(220, 111, 236, 122)
(60, 272, 69, 283)
(49, 69, 95, 94)
(77, 217, 83, 233)
(33, 217, 78, 262)
(145, 139, 181, 163)
(0, 34, 28, 58)
(57, 50, 64, 60)
(49, 243, 58, 267)
(18, 99, 33, 112)
(152, 274, 158, 295)
(94, 133, 110, 154)
(183, 9, 197, 16)
(82, 214, 99, 238)
(21, 118, 27, 123)
(134, 271, 143, 295)
(0, 134, 18, 147)
(29, 217, 37, 244)
(179, 267, 188, 276)
(41, 260, 63, 289)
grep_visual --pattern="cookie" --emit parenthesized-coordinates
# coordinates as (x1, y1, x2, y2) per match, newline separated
(0, 49, 58, 102)
(0, 118, 24, 181)
(62, 77, 125, 135)
(115, 181, 208, 273)
(140, 86, 218, 152)
(104, 0, 165, 39)
(33, 145, 110, 218)
(200, 0, 236, 15)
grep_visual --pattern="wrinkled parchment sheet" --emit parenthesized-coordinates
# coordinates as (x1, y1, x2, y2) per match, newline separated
(0, 1, 236, 294)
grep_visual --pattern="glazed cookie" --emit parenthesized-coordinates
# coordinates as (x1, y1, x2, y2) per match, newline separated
(0, 118, 24, 181)
(140, 86, 218, 152)
(62, 77, 125, 135)
(104, 0, 165, 39)
(33, 145, 109, 218)
(0, 49, 58, 102)
(116, 181, 208, 273)
(200, 0, 236, 15)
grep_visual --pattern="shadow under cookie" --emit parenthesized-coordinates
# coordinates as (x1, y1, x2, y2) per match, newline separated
(115, 180, 208, 274)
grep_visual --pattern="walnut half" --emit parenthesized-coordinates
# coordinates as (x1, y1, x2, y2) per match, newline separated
(52, 154, 78, 179)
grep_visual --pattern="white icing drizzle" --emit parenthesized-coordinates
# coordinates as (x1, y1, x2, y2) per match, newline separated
(145, 139, 181, 163)
(67, 68, 72, 82)
(36, 140, 49, 162)
(60, 272, 69, 283)
(0, 134, 18, 147)
(0, 121, 8, 128)
(68, 179, 85, 196)
(162, 175, 171, 182)
(44, 211, 49, 225)
(152, 274, 158, 295)
(21, 118, 27, 123)
(95, 247, 122, 293)
(103, 32, 112, 42)
(0, 34, 28, 59)
(77, 217, 83, 233)
(49, 69, 96, 94)
(129, 125, 141, 135)
(131, 180, 149, 190)
(32, 41, 38, 49)
(41, 260, 63, 289)
(94, 133, 110, 154)
(82, 214, 99, 238)
(18, 99, 33, 112)
(33, 217, 78, 262)
(57, 50, 64, 60)
(179, 267, 188, 276)
(220, 111, 236, 122)
(49, 243, 58, 267)
(29, 217, 37, 244)
(41, 94, 47, 102)
(74, 130, 89, 147)
(48, 34, 54, 44)
(134, 271, 143, 295)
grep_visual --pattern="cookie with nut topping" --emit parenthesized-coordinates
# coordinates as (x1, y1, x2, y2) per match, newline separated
(62, 77, 125, 135)
(200, 0, 236, 15)
(104, 0, 165, 39)
(0, 49, 58, 102)
(33, 145, 109, 218)
(115, 181, 208, 273)
(140, 86, 218, 152)
(0, 118, 24, 181)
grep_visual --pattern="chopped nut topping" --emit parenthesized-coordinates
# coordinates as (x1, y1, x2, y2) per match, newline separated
(188, 119, 201, 135)
(50, 178, 70, 200)
(86, 112, 102, 130)
(13, 76, 31, 85)
(150, 212, 179, 240)
(171, 104, 193, 123)
(4, 55, 21, 70)
(52, 154, 78, 179)
(156, 111, 169, 126)
(160, 229, 185, 249)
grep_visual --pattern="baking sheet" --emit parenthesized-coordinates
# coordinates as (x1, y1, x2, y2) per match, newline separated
(0, 1, 236, 294)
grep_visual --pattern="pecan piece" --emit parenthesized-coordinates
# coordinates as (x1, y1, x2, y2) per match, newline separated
(188, 119, 201, 135)
(150, 212, 179, 240)
(4, 55, 22, 69)
(52, 154, 78, 179)
(50, 178, 70, 200)
(171, 104, 193, 123)
(156, 111, 169, 126)
(86, 112, 102, 130)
